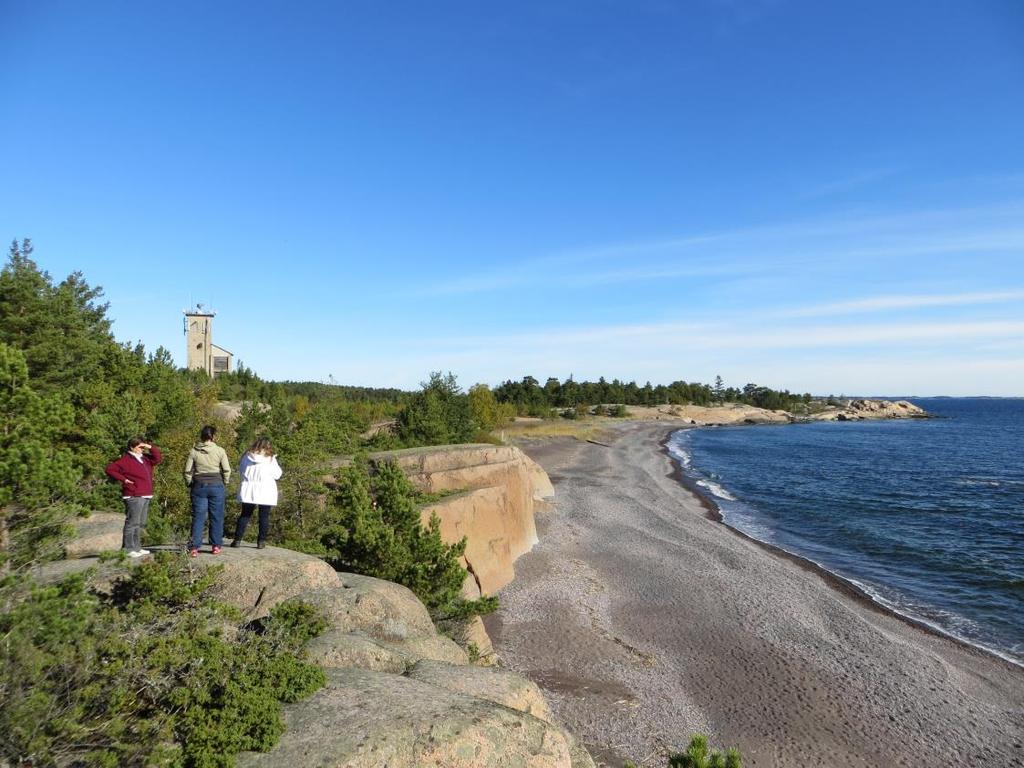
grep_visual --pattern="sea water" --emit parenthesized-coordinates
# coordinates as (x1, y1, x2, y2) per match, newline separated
(667, 398, 1024, 666)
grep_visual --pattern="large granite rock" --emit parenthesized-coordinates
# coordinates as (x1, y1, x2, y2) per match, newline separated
(63, 512, 124, 558)
(673, 403, 792, 425)
(812, 398, 928, 421)
(407, 659, 553, 723)
(236, 668, 577, 768)
(304, 631, 413, 673)
(211, 545, 341, 619)
(291, 572, 435, 637)
(374, 634, 469, 666)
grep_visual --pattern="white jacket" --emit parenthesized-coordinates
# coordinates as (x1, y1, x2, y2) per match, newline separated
(237, 452, 283, 506)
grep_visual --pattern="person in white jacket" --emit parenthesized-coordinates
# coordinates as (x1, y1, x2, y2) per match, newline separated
(230, 437, 283, 549)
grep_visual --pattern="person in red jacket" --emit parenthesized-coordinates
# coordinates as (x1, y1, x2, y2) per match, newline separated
(105, 437, 162, 557)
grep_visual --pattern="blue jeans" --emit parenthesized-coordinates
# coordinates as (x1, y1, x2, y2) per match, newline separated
(190, 483, 225, 549)
(234, 503, 273, 543)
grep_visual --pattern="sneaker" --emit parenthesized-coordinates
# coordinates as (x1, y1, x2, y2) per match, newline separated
(230, 540, 241, 548)
(138, 548, 151, 555)
(257, 541, 266, 550)
(189, 548, 199, 558)
(211, 546, 222, 555)
(127, 550, 146, 558)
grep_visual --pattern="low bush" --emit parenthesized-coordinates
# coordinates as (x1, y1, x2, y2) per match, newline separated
(667, 734, 742, 768)
(0, 553, 326, 768)
(623, 735, 742, 768)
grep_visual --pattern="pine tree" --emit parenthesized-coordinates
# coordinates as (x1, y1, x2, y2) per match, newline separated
(397, 372, 473, 446)
(320, 460, 467, 614)
(0, 343, 80, 569)
(713, 375, 726, 403)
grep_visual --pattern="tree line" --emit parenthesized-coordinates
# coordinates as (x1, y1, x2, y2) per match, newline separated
(493, 374, 812, 416)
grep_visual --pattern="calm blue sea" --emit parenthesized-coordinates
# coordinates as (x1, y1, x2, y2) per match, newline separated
(667, 398, 1024, 665)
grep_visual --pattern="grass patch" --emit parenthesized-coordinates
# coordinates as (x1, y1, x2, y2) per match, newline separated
(495, 419, 610, 442)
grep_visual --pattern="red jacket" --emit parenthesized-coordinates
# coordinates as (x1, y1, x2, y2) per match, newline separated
(105, 446, 162, 496)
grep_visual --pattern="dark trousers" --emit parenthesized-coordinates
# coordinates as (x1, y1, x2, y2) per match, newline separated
(122, 496, 150, 551)
(234, 503, 272, 543)
(190, 483, 225, 548)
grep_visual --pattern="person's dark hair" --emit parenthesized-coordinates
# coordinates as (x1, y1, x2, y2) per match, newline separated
(200, 425, 217, 442)
(127, 436, 144, 452)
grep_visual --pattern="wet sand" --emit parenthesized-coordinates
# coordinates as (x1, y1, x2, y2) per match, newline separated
(487, 422, 1024, 767)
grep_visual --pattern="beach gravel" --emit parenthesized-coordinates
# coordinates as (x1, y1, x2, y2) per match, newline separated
(489, 422, 1024, 768)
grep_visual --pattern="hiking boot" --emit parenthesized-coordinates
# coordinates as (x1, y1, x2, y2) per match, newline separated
(257, 540, 266, 550)
(230, 540, 241, 548)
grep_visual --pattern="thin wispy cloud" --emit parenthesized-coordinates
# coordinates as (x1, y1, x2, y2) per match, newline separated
(418, 199, 1024, 296)
(778, 290, 1024, 318)
(420, 272, 533, 296)
(425, 318, 1024, 356)
(572, 262, 759, 286)
(802, 167, 899, 200)
(417, 233, 731, 296)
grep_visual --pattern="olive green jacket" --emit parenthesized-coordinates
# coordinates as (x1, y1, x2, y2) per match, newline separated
(183, 441, 231, 485)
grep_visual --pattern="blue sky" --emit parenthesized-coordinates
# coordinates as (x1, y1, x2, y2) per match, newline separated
(2, 0, 1022, 395)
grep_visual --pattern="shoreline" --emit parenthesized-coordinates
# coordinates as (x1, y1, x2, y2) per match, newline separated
(658, 427, 1024, 673)
(490, 421, 1024, 767)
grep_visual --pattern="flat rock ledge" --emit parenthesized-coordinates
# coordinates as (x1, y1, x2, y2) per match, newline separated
(237, 668, 595, 768)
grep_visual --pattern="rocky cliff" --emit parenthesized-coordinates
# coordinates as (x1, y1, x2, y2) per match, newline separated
(367, 445, 555, 598)
(52, 514, 594, 768)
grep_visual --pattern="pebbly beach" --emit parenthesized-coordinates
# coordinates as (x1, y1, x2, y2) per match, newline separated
(487, 421, 1024, 768)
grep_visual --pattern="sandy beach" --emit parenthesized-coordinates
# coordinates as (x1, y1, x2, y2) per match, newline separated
(487, 422, 1024, 768)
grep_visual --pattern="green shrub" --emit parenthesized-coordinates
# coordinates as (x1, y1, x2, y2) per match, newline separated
(434, 594, 499, 621)
(610, 404, 629, 417)
(397, 372, 473, 446)
(320, 459, 493, 619)
(0, 552, 326, 768)
(468, 383, 503, 432)
(668, 734, 742, 768)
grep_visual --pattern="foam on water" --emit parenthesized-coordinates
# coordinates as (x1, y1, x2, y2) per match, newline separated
(695, 478, 738, 501)
(665, 435, 692, 468)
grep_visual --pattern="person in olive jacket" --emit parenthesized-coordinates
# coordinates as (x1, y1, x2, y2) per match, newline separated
(105, 437, 162, 557)
(184, 425, 231, 556)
